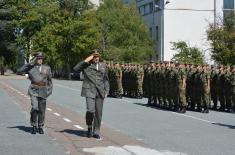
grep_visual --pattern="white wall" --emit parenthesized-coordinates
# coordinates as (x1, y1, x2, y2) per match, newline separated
(163, 0, 220, 63)
(89, 0, 100, 6)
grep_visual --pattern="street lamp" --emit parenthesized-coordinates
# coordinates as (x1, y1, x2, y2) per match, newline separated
(154, 0, 170, 61)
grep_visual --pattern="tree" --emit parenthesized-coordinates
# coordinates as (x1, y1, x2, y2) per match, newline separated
(207, 12, 235, 65)
(30, 0, 100, 77)
(96, 0, 153, 62)
(171, 41, 205, 64)
(0, 0, 17, 74)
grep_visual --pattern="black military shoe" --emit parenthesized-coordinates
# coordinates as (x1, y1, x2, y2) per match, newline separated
(179, 107, 186, 113)
(93, 134, 102, 140)
(38, 127, 44, 134)
(87, 127, 93, 138)
(202, 109, 209, 113)
(32, 126, 37, 134)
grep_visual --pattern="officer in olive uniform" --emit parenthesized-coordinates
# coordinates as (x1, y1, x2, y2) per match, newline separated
(73, 50, 109, 139)
(17, 52, 53, 134)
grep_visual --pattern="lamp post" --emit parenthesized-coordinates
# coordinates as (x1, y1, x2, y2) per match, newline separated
(154, 0, 170, 61)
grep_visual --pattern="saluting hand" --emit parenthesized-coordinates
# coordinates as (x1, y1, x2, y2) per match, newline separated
(84, 55, 94, 63)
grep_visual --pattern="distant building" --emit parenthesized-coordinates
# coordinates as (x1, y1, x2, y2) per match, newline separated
(124, 0, 234, 63)
(89, 0, 101, 7)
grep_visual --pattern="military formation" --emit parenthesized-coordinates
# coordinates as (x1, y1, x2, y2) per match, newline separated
(107, 61, 235, 114)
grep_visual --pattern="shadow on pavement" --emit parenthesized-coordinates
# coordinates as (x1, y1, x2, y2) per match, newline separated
(133, 102, 169, 112)
(7, 126, 32, 133)
(60, 129, 87, 137)
(212, 123, 235, 129)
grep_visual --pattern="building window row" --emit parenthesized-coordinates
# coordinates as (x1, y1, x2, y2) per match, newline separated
(138, 2, 153, 16)
(149, 26, 159, 41)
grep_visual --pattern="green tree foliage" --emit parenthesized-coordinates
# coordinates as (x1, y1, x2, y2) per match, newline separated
(0, 0, 17, 69)
(207, 12, 235, 65)
(171, 41, 205, 64)
(6, 0, 153, 77)
(96, 0, 153, 62)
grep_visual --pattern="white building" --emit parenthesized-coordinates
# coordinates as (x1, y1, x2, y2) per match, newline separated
(89, 0, 101, 7)
(124, 0, 234, 63)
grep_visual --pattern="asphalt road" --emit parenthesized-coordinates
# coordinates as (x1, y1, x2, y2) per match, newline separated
(1, 77, 235, 155)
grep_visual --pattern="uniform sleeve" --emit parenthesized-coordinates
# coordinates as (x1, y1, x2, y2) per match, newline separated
(73, 61, 89, 72)
(17, 63, 33, 74)
(47, 67, 53, 96)
(104, 66, 110, 95)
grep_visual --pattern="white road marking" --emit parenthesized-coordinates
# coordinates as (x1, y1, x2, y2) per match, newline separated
(63, 118, 72, 123)
(83, 145, 188, 155)
(27, 97, 30, 100)
(47, 108, 52, 111)
(54, 84, 80, 92)
(74, 125, 84, 130)
(172, 112, 216, 124)
(137, 138, 143, 141)
(53, 112, 61, 116)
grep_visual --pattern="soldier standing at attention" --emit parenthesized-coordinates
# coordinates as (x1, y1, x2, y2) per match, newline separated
(200, 64, 210, 113)
(175, 63, 187, 113)
(230, 65, 235, 113)
(73, 50, 109, 139)
(17, 52, 53, 134)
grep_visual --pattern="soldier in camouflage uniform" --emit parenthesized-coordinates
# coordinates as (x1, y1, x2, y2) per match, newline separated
(230, 65, 235, 113)
(136, 65, 144, 98)
(199, 64, 210, 113)
(224, 66, 232, 111)
(174, 63, 187, 113)
(147, 61, 155, 105)
(113, 63, 123, 98)
(218, 66, 226, 111)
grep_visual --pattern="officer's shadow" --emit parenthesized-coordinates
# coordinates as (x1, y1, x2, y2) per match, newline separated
(59, 129, 88, 137)
(7, 126, 32, 134)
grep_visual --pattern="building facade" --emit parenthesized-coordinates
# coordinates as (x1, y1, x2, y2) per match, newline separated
(124, 0, 234, 63)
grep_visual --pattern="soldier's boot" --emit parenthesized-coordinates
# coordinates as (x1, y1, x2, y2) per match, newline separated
(38, 127, 44, 134)
(179, 106, 186, 113)
(203, 108, 209, 113)
(147, 98, 152, 105)
(196, 106, 202, 112)
(212, 104, 217, 110)
(86, 127, 93, 138)
(32, 126, 37, 135)
(218, 106, 225, 112)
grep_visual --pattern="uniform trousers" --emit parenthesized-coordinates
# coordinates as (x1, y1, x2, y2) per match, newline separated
(30, 96, 46, 127)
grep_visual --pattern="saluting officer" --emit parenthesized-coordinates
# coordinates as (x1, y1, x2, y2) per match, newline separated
(17, 52, 53, 134)
(73, 50, 109, 139)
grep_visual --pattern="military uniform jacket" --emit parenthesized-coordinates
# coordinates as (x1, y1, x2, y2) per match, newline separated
(18, 63, 53, 99)
(73, 61, 110, 99)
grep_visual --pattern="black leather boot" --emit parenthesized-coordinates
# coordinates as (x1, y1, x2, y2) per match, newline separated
(87, 127, 93, 138)
(38, 127, 44, 134)
(32, 126, 37, 134)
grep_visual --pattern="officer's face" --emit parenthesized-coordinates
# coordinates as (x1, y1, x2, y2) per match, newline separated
(36, 58, 43, 65)
(92, 56, 99, 63)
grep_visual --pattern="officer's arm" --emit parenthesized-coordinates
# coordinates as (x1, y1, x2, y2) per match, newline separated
(73, 61, 89, 72)
(17, 63, 33, 74)
(104, 67, 110, 96)
(17, 57, 36, 74)
(47, 67, 53, 96)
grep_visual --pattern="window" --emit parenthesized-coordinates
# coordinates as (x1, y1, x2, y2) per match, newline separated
(156, 26, 159, 41)
(139, 6, 145, 15)
(224, 0, 234, 9)
(138, 2, 153, 16)
(149, 27, 152, 38)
